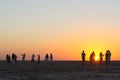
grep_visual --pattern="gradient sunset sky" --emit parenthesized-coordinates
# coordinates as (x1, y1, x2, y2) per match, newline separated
(0, 0, 120, 60)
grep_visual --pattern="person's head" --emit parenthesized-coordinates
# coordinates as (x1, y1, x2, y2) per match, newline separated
(46, 54, 48, 56)
(107, 49, 110, 52)
(32, 54, 35, 56)
(106, 50, 109, 53)
(83, 50, 84, 53)
(92, 51, 95, 54)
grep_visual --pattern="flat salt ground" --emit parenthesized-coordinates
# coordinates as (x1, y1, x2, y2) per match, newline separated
(0, 61, 120, 80)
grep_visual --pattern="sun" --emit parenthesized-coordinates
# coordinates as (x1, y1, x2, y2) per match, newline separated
(95, 56, 99, 61)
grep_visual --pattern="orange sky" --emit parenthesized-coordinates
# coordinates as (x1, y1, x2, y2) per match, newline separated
(0, 0, 120, 60)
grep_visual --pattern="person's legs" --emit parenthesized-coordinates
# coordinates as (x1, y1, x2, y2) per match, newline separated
(109, 57, 111, 64)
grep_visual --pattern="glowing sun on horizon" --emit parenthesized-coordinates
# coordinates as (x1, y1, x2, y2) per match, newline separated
(95, 56, 99, 61)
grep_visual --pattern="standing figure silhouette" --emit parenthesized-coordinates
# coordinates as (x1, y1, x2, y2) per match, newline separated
(99, 52, 104, 65)
(81, 50, 86, 65)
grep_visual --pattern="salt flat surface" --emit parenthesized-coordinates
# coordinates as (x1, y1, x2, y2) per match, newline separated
(0, 61, 120, 80)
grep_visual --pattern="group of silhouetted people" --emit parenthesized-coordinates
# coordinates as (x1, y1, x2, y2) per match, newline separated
(81, 50, 112, 65)
(45, 53, 53, 62)
(6, 53, 17, 64)
(31, 53, 53, 63)
(5, 53, 53, 64)
(5, 50, 111, 65)
(31, 54, 41, 63)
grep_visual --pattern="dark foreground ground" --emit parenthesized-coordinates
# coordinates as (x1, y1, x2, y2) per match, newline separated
(0, 61, 120, 80)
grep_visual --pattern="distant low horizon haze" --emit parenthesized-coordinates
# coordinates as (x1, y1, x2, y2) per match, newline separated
(0, 0, 120, 60)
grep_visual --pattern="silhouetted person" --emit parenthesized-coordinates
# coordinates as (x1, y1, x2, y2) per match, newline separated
(90, 51, 95, 65)
(105, 50, 109, 65)
(22, 53, 25, 61)
(12, 53, 15, 64)
(31, 54, 35, 62)
(21, 53, 25, 63)
(50, 53, 53, 62)
(99, 52, 104, 65)
(14, 54, 17, 63)
(81, 50, 86, 65)
(6, 54, 11, 63)
(108, 50, 111, 64)
(90, 54, 92, 64)
(37, 54, 40, 63)
(45, 54, 49, 62)
(92, 51, 95, 64)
